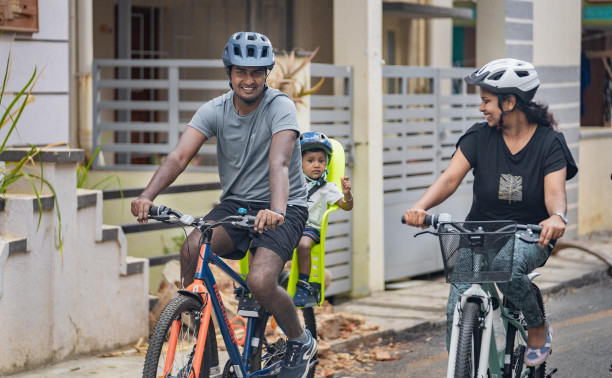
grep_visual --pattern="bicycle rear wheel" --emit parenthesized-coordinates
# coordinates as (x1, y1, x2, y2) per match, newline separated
(454, 300, 484, 378)
(143, 295, 215, 378)
(505, 283, 546, 378)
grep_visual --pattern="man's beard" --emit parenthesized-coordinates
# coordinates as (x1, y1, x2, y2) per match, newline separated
(236, 90, 262, 105)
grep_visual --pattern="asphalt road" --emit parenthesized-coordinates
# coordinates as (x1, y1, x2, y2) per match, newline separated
(336, 278, 612, 378)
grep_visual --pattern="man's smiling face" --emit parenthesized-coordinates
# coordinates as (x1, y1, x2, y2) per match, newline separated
(230, 65, 267, 104)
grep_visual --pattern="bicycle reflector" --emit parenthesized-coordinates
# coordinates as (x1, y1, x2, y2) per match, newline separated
(238, 208, 247, 215)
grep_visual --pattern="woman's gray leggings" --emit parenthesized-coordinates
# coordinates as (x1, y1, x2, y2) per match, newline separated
(445, 235, 550, 349)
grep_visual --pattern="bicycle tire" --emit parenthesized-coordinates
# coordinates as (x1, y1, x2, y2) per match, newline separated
(143, 295, 215, 378)
(506, 283, 546, 378)
(454, 300, 483, 378)
(246, 307, 317, 378)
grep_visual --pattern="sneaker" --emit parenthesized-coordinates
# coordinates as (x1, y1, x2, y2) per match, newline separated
(277, 329, 317, 378)
(524, 322, 553, 367)
(293, 281, 310, 307)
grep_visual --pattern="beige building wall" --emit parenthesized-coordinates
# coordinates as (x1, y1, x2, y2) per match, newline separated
(577, 131, 612, 235)
(532, 0, 581, 67)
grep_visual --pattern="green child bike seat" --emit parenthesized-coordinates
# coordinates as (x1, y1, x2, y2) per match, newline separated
(239, 138, 346, 307)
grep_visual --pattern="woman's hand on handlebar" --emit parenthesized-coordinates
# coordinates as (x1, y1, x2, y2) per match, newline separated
(403, 208, 429, 229)
(131, 196, 154, 224)
(254, 209, 285, 233)
(538, 215, 565, 247)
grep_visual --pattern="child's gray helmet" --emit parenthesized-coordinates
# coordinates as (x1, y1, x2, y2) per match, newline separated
(222, 32, 275, 70)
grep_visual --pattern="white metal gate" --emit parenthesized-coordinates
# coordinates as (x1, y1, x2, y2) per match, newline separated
(382, 66, 484, 281)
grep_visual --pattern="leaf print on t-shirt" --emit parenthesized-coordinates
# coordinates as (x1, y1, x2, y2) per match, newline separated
(498, 174, 522, 204)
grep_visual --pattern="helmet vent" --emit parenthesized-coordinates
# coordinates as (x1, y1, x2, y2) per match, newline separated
(261, 36, 267, 41)
(515, 70, 529, 78)
(489, 71, 505, 81)
(247, 47, 255, 57)
(247, 34, 256, 41)
(235, 34, 241, 40)
(262, 47, 268, 57)
(233, 45, 241, 57)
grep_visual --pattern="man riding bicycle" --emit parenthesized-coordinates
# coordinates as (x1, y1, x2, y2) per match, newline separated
(131, 31, 316, 378)
(403, 59, 577, 367)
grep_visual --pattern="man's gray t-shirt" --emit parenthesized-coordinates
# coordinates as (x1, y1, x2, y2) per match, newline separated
(188, 88, 307, 207)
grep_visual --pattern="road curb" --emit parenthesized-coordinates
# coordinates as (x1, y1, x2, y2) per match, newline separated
(326, 266, 610, 353)
(539, 266, 611, 296)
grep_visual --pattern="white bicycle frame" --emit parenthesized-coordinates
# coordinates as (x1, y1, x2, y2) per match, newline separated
(446, 273, 541, 378)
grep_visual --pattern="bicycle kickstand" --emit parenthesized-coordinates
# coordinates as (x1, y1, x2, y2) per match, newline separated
(545, 367, 558, 378)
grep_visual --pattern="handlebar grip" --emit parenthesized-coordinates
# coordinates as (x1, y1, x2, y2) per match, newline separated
(527, 224, 543, 233)
(149, 205, 167, 216)
(401, 214, 435, 227)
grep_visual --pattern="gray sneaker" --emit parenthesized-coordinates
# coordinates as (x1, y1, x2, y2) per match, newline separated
(277, 329, 317, 378)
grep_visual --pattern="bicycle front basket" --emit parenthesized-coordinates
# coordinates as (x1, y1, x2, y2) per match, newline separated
(436, 221, 517, 283)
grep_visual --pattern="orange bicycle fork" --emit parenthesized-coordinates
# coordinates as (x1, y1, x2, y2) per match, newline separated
(162, 244, 213, 378)
(164, 242, 255, 377)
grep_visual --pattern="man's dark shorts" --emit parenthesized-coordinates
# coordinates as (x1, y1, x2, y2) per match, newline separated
(204, 199, 308, 262)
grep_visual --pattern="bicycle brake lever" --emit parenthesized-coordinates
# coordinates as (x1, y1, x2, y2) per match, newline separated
(414, 230, 437, 237)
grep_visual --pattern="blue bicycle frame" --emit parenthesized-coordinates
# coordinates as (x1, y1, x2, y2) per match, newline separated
(184, 242, 280, 377)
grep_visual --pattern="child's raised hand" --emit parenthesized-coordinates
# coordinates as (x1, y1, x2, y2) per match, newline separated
(340, 176, 352, 194)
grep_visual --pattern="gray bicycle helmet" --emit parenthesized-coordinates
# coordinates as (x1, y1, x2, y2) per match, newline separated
(222, 31, 275, 69)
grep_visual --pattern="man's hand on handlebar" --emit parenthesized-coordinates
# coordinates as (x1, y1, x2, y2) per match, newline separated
(538, 215, 565, 247)
(403, 208, 429, 229)
(131, 197, 155, 224)
(254, 209, 284, 233)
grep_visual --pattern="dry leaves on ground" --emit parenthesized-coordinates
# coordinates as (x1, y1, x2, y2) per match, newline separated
(315, 340, 403, 377)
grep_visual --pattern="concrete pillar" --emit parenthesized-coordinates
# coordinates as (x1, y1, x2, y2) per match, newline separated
(333, 0, 385, 296)
(532, 0, 581, 237)
(476, 0, 535, 65)
(75, 0, 94, 158)
(428, 0, 453, 68)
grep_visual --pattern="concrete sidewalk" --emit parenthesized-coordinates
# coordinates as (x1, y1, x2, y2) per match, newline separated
(10, 243, 611, 377)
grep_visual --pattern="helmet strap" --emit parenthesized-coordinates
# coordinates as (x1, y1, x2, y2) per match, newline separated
(304, 172, 328, 185)
(496, 94, 513, 130)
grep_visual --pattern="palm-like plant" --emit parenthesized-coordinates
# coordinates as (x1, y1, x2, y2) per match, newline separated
(0, 53, 64, 257)
(267, 46, 325, 104)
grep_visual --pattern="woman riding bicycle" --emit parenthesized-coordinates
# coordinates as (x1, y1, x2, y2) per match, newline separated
(403, 58, 577, 367)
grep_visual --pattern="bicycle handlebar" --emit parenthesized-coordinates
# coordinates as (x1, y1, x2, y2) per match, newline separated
(402, 212, 543, 232)
(148, 205, 257, 231)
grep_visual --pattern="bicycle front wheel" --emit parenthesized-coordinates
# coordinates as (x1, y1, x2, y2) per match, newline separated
(143, 295, 215, 378)
(454, 300, 484, 378)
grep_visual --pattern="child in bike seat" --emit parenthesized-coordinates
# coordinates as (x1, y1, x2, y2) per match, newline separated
(294, 131, 354, 307)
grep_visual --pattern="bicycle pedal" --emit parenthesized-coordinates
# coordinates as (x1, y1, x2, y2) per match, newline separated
(237, 295, 263, 317)
(209, 365, 223, 378)
(544, 367, 558, 377)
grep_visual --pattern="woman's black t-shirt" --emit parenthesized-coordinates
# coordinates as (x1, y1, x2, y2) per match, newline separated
(457, 122, 578, 225)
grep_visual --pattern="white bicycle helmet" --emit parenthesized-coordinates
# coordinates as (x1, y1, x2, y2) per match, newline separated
(464, 58, 540, 103)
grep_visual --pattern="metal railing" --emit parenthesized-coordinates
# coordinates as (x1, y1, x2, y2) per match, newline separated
(92, 59, 227, 170)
